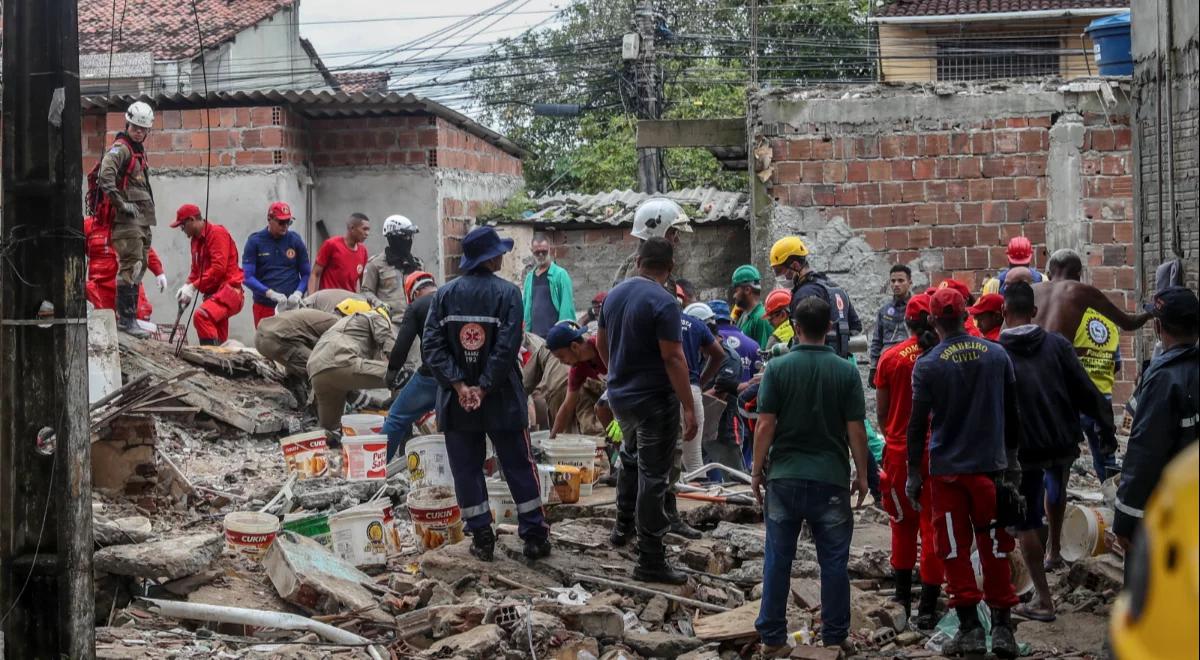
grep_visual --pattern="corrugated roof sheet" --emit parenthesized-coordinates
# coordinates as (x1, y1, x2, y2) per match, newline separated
(81, 90, 531, 159)
(500, 188, 749, 226)
(876, 0, 1126, 18)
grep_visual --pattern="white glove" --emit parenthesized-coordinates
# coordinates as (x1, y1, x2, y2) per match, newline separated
(176, 283, 197, 305)
(287, 291, 303, 309)
(155, 273, 168, 292)
(266, 289, 287, 305)
(120, 201, 141, 218)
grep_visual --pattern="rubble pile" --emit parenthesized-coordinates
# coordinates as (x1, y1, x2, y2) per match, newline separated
(90, 334, 1119, 659)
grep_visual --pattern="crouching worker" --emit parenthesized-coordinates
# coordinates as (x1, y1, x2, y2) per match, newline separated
(382, 271, 440, 462)
(422, 226, 550, 562)
(307, 299, 392, 437)
(173, 204, 245, 345)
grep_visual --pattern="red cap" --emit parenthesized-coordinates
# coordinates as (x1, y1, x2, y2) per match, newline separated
(937, 278, 972, 301)
(591, 291, 608, 305)
(268, 201, 292, 220)
(930, 288, 966, 319)
(968, 293, 1004, 315)
(905, 293, 931, 321)
(1006, 236, 1033, 265)
(172, 203, 201, 228)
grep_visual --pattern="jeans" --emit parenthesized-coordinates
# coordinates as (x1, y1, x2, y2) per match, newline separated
(382, 372, 437, 462)
(1081, 395, 1118, 480)
(613, 395, 681, 558)
(756, 479, 854, 646)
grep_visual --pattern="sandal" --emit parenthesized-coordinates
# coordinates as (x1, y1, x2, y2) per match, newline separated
(1044, 557, 1066, 572)
(1014, 603, 1057, 623)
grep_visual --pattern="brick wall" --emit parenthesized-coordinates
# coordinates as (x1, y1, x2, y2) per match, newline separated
(307, 115, 523, 176)
(434, 119, 523, 177)
(764, 106, 1138, 402)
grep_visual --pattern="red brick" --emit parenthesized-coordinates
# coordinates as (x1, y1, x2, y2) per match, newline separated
(977, 225, 1001, 245)
(919, 133, 950, 156)
(834, 185, 858, 206)
(822, 162, 847, 184)
(250, 107, 277, 128)
(1024, 222, 1046, 243)
(1027, 200, 1048, 221)
(968, 179, 992, 201)
(880, 136, 904, 158)
(1019, 129, 1046, 153)
(988, 246, 1010, 268)
(964, 247, 989, 269)
(855, 136, 880, 158)
(1116, 267, 1135, 289)
(858, 183, 882, 205)
(946, 181, 969, 202)
(953, 225, 977, 246)
(1014, 177, 1039, 199)
(936, 158, 959, 178)
(863, 229, 885, 251)
(1027, 115, 1053, 128)
(846, 207, 872, 229)
(891, 160, 914, 181)
(867, 160, 892, 182)
(950, 132, 971, 155)
(880, 182, 903, 204)
(892, 205, 915, 226)
(885, 228, 908, 250)
(932, 226, 955, 247)
(870, 206, 893, 228)
(846, 161, 869, 182)
(912, 158, 936, 180)
(811, 139, 835, 160)
(1091, 129, 1116, 151)
(788, 139, 813, 160)
(1101, 155, 1127, 175)
(944, 248, 968, 269)
(960, 202, 983, 224)
(960, 157, 982, 178)
(417, 129, 439, 148)
(1026, 154, 1048, 176)
(913, 205, 938, 226)
(1113, 221, 1134, 243)
(982, 201, 1008, 224)
(802, 162, 824, 183)
(1113, 127, 1131, 150)
(936, 203, 960, 225)
(926, 181, 949, 202)
(899, 135, 918, 156)
(982, 157, 1006, 178)
(971, 132, 994, 154)
(812, 185, 836, 206)
(909, 227, 931, 247)
(785, 184, 812, 206)
(992, 178, 1016, 200)
(1111, 176, 1133, 196)
(901, 182, 924, 203)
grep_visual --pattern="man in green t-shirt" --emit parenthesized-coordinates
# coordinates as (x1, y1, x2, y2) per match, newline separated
(751, 296, 870, 656)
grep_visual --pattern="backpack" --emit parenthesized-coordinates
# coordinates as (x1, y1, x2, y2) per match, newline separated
(86, 136, 146, 224)
(799, 275, 854, 358)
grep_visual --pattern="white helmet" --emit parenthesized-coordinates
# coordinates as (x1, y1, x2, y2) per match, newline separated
(125, 101, 154, 129)
(631, 197, 691, 240)
(383, 214, 419, 236)
(683, 302, 714, 322)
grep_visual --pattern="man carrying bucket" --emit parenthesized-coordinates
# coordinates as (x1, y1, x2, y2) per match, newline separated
(422, 226, 551, 562)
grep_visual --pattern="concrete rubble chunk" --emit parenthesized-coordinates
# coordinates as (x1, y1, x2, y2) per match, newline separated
(533, 602, 625, 640)
(639, 594, 669, 625)
(790, 578, 821, 610)
(709, 521, 766, 559)
(789, 646, 842, 660)
(624, 630, 705, 657)
(93, 517, 155, 548)
(677, 642, 723, 660)
(427, 622, 504, 656)
(93, 533, 221, 580)
(553, 635, 600, 660)
(263, 532, 390, 623)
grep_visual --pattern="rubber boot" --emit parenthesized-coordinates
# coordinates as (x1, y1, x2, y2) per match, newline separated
(116, 285, 150, 338)
(943, 605, 987, 657)
(610, 517, 635, 547)
(469, 526, 496, 562)
(891, 568, 913, 618)
(990, 607, 1019, 659)
(198, 338, 218, 346)
(523, 535, 552, 560)
(632, 551, 688, 585)
(664, 491, 702, 539)
(914, 583, 942, 631)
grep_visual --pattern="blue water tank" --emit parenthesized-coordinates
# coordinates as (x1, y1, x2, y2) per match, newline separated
(1086, 12, 1133, 76)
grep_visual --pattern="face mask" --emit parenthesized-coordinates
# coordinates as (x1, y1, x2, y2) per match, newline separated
(387, 235, 413, 255)
(775, 274, 795, 290)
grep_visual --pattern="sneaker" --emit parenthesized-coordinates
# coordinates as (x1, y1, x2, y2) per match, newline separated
(523, 536, 552, 560)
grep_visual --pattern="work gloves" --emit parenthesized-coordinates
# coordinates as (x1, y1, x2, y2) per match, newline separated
(155, 273, 168, 292)
(386, 368, 412, 392)
(119, 201, 140, 218)
(176, 283, 197, 305)
(905, 471, 923, 512)
(287, 291, 303, 308)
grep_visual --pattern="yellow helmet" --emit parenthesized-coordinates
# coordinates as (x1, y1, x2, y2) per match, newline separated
(1110, 442, 1198, 659)
(769, 236, 809, 268)
(335, 298, 372, 316)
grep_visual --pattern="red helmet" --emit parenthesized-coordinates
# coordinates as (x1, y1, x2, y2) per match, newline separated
(1006, 236, 1033, 266)
(764, 289, 792, 315)
(403, 271, 436, 303)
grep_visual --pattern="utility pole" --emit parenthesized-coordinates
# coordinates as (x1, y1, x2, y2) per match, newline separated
(634, 0, 663, 194)
(1, 0, 96, 656)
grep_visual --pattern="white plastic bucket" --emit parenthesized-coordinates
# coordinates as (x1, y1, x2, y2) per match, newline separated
(341, 434, 388, 480)
(537, 464, 557, 505)
(330, 501, 398, 567)
(279, 430, 329, 478)
(342, 413, 385, 437)
(223, 511, 280, 561)
(406, 434, 454, 489)
(543, 435, 597, 497)
(487, 479, 518, 525)
(1062, 505, 1115, 561)
(409, 485, 464, 551)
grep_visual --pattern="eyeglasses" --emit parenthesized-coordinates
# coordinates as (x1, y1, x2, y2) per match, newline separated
(270, 217, 293, 227)
(532, 250, 549, 257)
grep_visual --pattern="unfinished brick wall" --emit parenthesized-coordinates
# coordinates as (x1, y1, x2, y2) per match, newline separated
(764, 106, 1137, 402)
(434, 119, 523, 177)
(307, 115, 523, 175)
(82, 106, 308, 169)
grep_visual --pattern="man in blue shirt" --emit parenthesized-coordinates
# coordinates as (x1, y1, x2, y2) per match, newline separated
(243, 202, 311, 327)
(598, 237, 698, 585)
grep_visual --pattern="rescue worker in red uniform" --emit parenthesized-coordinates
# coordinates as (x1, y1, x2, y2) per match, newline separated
(873, 293, 945, 630)
(172, 204, 245, 345)
(85, 215, 167, 321)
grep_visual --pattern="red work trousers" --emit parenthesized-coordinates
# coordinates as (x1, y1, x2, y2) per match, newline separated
(194, 284, 245, 343)
(87, 279, 154, 321)
(880, 448, 944, 585)
(252, 302, 275, 328)
(930, 473, 1019, 609)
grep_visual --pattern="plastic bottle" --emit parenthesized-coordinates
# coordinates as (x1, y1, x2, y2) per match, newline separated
(786, 623, 813, 647)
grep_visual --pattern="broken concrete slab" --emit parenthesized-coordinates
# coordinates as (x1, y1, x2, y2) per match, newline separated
(640, 594, 669, 625)
(93, 517, 155, 548)
(1067, 555, 1124, 594)
(624, 630, 705, 657)
(554, 636, 601, 660)
(790, 578, 821, 610)
(679, 538, 736, 575)
(93, 533, 221, 580)
(427, 623, 504, 656)
(263, 532, 389, 624)
(533, 602, 625, 640)
(693, 599, 762, 641)
(789, 646, 841, 660)
(677, 643, 723, 660)
(710, 521, 766, 559)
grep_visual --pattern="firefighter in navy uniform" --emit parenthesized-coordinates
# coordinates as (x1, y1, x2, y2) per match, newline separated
(769, 236, 862, 358)
(422, 226, 551, 562)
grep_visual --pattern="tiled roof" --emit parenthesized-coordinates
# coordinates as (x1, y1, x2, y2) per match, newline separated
(495, 188, 749, 226)
(876, 0, 1126, 18)
(77, 0, 296, 61)
(335, 72, 391, 94)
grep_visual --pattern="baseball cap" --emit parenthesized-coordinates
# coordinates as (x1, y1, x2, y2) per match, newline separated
(905, 293, 931, 321)
(171, 203, 201, 228)
(707, 300, 732, 321)
(591, 291, 608, 306)
(546, 321, 587, 352)
(968, 293, 1004, 315)
(929, 288, 966, 320)
(268, 201, 293, 220)
(937, 278, 973, 301)
(1144, 286, 1199, 325)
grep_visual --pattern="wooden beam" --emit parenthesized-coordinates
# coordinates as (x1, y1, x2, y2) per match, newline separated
(636, 118, 747, 148)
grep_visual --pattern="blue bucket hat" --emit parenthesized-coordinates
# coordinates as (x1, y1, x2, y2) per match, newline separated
(707, 299, 732, 322)
(459, 226, 514, 272)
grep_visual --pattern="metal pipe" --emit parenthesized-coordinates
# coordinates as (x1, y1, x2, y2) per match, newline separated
(680, 462, 751, 484)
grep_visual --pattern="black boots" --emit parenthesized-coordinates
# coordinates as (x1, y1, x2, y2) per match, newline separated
(610, 518, 634, 547)
(891, 568, 913, 618)
(913, 583, 942, 631)
(116, 284, 149, 338)
(469, 526, 496, 562)
(632, 554, 688, 585)
(523, 535, 552, 560)
(943, 605, 987, 657)
(665, 492, 702, 539)
(990, 607, 1018, 659)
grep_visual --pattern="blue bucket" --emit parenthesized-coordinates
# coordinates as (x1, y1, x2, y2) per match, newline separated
(1085, 12, 1132, 76)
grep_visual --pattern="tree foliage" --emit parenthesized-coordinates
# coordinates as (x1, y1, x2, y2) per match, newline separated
(469, 0, 871, 195)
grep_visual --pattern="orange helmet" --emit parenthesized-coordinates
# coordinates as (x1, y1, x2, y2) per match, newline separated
(403, 271, 436, 303)
(765, 289, 792, 315)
